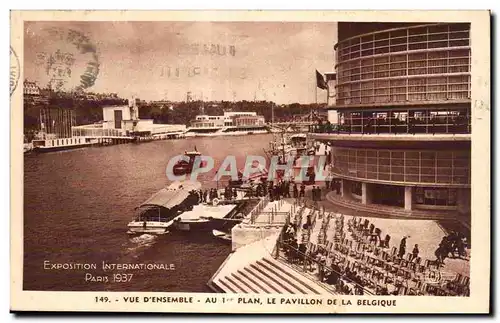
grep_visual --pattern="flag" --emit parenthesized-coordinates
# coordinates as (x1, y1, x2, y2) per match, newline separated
(316, 70, 328, 90)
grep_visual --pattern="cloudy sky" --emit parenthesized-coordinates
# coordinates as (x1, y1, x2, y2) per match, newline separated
(24, 21, 337, 104)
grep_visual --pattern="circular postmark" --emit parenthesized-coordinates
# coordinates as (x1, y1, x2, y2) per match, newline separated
(32, 27, 100, 92)
(423, 269, 459, 287)
(10, 46, 20, 96)
(424, 269, 442, 284)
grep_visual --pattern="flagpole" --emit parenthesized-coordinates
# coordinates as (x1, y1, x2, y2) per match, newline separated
(327, 85, 330, 107)
(311, 81, 318, 121)
(315, 82, 317, 105)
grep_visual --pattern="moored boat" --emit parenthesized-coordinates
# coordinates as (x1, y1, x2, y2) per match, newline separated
(23, 142, 33, 154)
(170, 188, 255, 233)
(32, 136, 99, 153)
(171, 203, 244, 232)
(212, 229, 233, 243)
(127, 181, 202, 234)
(172, 149, 207, 176)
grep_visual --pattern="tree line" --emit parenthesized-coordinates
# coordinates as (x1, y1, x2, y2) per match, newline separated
(24, 97, 326, 135)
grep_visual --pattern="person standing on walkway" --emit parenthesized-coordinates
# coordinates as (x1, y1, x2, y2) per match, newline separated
(411, 244, 419, 262)
(383, 234, 391, 249)
(268, 186, 274, 201)
(284, 181, 291, 198)
(398, 236, 407, 259)
(325, 174, 331, 192)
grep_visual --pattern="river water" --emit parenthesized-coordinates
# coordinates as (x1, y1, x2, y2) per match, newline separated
(23, 134, 274, 292)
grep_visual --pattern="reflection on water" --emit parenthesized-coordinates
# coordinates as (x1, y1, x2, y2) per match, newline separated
(23, 134, 272, 291)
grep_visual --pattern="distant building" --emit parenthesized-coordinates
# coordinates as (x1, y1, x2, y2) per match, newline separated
(72, 98, 186, 137)
(190, 112, 265, 128)
(24, 80, 41, 96)
(23, 80, 50, 105)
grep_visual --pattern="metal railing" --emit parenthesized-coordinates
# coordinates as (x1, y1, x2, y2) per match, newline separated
(310, 116, 471, 135)
(249, 198, 292, 225)
(248, 195, 270, 224)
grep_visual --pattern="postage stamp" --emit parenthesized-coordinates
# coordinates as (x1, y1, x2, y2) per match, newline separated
(9, 10, 491, 314)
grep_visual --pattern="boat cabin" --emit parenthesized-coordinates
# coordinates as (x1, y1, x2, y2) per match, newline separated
(133, 181, 202, 223)
(180, 151, 202, 163)
(289, 134, 307, 148)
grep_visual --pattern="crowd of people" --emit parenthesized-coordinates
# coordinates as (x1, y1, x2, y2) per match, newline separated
(186, 178, 312, 207)
(323, 178, 341, 195)
(434, 231, 469, 267)
(277, 209, 470, 296)
(186, 188, 236, 205)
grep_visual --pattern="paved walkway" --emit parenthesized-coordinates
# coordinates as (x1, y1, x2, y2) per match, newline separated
(284, 195, 470, 278)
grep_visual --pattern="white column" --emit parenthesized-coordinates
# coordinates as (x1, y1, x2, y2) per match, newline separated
(404, 186, 413, 211)
(362, 182, 372, 205)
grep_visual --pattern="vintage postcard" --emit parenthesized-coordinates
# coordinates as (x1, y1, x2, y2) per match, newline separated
(10, 10, 491, 313)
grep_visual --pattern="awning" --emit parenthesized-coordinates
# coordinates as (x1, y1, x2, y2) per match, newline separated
(139, 181, 201, 209)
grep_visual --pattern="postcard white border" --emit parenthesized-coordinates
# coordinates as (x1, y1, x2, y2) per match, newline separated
(10, 10, 491, 314)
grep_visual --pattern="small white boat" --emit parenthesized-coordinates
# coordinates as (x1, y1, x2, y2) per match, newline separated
(212, 229, 232, 242)
(127, 180, 202, 234)
(171, 203, 240, 232)
(23, 142, 33, 154)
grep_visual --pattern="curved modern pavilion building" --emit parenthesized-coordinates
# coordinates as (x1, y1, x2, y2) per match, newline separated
(312, 22, 471, 220)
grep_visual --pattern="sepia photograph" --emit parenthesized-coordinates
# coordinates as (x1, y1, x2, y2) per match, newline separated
(10, 10, 491, 313)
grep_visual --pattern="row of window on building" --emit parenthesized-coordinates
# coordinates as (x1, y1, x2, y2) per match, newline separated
(337, 49, 470, 84)
(337, 75, 470, 105)
(336, 24, 470, 61)
(333, 148, 470, 185)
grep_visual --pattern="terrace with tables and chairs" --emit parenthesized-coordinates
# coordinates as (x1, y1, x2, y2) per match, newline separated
(275, 203, 470, 296)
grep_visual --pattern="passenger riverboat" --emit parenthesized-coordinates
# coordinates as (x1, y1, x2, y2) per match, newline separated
(31, 135, 99, 153)
(127, 181, 202, 234)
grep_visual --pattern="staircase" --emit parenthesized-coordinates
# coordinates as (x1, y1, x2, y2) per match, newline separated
(212, 257, 333, 295)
